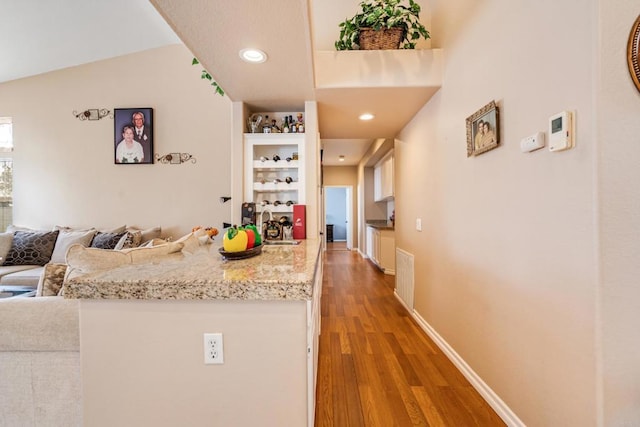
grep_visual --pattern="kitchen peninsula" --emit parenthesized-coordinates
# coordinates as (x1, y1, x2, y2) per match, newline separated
(65, 240, 322, 427)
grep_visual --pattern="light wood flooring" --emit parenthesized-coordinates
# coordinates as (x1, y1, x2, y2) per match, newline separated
(326, 241, 349, 251)
(315, 250, 505, 427)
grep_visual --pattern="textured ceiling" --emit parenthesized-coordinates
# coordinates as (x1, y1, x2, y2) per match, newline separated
(0, 0, 180, 83)
(2, 0, 437, 166)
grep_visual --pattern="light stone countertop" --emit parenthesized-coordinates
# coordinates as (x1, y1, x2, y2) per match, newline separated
(63, 240, 322, 301)
(366, 220, 394, 230)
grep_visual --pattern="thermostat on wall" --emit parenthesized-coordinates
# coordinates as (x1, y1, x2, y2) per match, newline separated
(548, 111, 574, 152)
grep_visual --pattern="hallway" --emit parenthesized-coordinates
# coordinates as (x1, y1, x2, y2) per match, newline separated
(315, 250, 505, 426)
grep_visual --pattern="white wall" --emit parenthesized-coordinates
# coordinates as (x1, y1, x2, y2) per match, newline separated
(396, 1, 598, 425)
(598, 1, 640, 424)
(0, 45, 232, 239)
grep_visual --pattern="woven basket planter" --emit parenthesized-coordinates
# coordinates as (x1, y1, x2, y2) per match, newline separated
(358, 27, 404, 50)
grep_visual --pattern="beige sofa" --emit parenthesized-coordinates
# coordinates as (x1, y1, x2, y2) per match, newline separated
(0, 296, 81, 426)
(0, 225, 163, 291)
(0, 232, 198, 426)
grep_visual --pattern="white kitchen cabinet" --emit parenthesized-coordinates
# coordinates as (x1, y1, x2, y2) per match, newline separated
(244, 132, 305, 218)
(366, 225, 395, 275)
(374, 149, 394, 201)
(307, 250, 323, 427)
(366, 225, 374, 260)
(378, 229, 395, 275)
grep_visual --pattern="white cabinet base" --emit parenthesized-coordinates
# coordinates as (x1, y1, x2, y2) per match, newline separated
(366, 226, 395, 275)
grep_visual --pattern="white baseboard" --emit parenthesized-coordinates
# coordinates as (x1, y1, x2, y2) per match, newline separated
(400, 299, 524, 427)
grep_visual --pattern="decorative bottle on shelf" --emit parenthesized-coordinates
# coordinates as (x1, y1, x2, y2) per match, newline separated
(262, 115, 271, 133)
(282, 116, 290, 133)
(271, 118, 280, 133)
(296, 113, 304, 133)
(289, 115, 296, 133)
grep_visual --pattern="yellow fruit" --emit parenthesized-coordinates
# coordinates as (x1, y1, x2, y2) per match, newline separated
(223, 228, 248, 252)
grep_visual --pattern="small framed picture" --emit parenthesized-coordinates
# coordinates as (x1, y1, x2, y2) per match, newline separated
(114, 108, 153, 164)
(466, 101, 499, 157)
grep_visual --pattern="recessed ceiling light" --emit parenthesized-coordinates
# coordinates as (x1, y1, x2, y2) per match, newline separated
(239, 48, 267, 63)
(338, 155, 345, 162)
(359, 113, 375, 121)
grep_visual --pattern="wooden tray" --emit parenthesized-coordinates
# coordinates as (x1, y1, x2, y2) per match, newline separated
(218, 244, 263, 260)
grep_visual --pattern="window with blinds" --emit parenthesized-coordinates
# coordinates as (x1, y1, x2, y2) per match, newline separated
(0, 118, 13, 231)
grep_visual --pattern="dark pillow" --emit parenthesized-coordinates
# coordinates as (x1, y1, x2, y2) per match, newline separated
(90, 232, 126, 250)
(3, 230, 60, 266)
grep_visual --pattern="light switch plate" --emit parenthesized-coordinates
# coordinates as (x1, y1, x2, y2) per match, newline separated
(521, 132, 545, 153)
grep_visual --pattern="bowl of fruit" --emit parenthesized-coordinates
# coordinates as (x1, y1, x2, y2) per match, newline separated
(219, 224, 263, 260)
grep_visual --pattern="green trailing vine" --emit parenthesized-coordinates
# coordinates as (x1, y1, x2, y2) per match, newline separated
(192, 58, 224, 96)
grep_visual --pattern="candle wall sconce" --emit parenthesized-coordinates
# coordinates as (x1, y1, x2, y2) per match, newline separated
(154, 153, 196, 164)
(73, 108, 112, 121)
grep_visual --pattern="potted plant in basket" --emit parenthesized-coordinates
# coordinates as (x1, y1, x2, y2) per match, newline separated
(335, 0, 430, 51)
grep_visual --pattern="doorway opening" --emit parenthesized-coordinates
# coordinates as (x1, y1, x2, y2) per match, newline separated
(324, 186, 353, 251)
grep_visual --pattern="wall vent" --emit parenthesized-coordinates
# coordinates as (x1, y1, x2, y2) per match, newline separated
(395, 248, 414, 310)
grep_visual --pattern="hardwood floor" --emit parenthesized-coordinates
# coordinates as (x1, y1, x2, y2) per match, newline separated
(326, 241, 349, 251)
(315, 250, 505, 427)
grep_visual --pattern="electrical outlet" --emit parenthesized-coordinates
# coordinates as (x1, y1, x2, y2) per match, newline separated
(204, 333, 224, 364)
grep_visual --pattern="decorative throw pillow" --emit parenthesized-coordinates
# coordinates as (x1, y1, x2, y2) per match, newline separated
(103, 225, 127, 234)
(36, 263, 68, 297)
(0, 232, 14, 262)
(114, 230, 143, 250)
(50, 229, 96, 263)
(90, 232, 126, 249)
(3, 230, 60, 266)
(125, 226, 161, 244)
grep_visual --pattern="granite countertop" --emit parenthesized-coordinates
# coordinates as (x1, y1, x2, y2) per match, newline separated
(63, 240, 322, 301)
(366, 220, 395, 230)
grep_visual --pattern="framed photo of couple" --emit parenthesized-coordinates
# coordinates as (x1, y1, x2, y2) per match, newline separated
(114, 108, 154, 164)
(466, 101, 499, 157)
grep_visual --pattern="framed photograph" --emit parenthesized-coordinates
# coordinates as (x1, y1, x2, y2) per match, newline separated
(114, 108, 153, 164)
(466, 101, 499, 157)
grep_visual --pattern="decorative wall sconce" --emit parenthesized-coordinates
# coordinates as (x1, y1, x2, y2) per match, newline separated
(219, 196, 232, 203)
(154, 153, 196, 164)
(73, 108, 112, 121)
